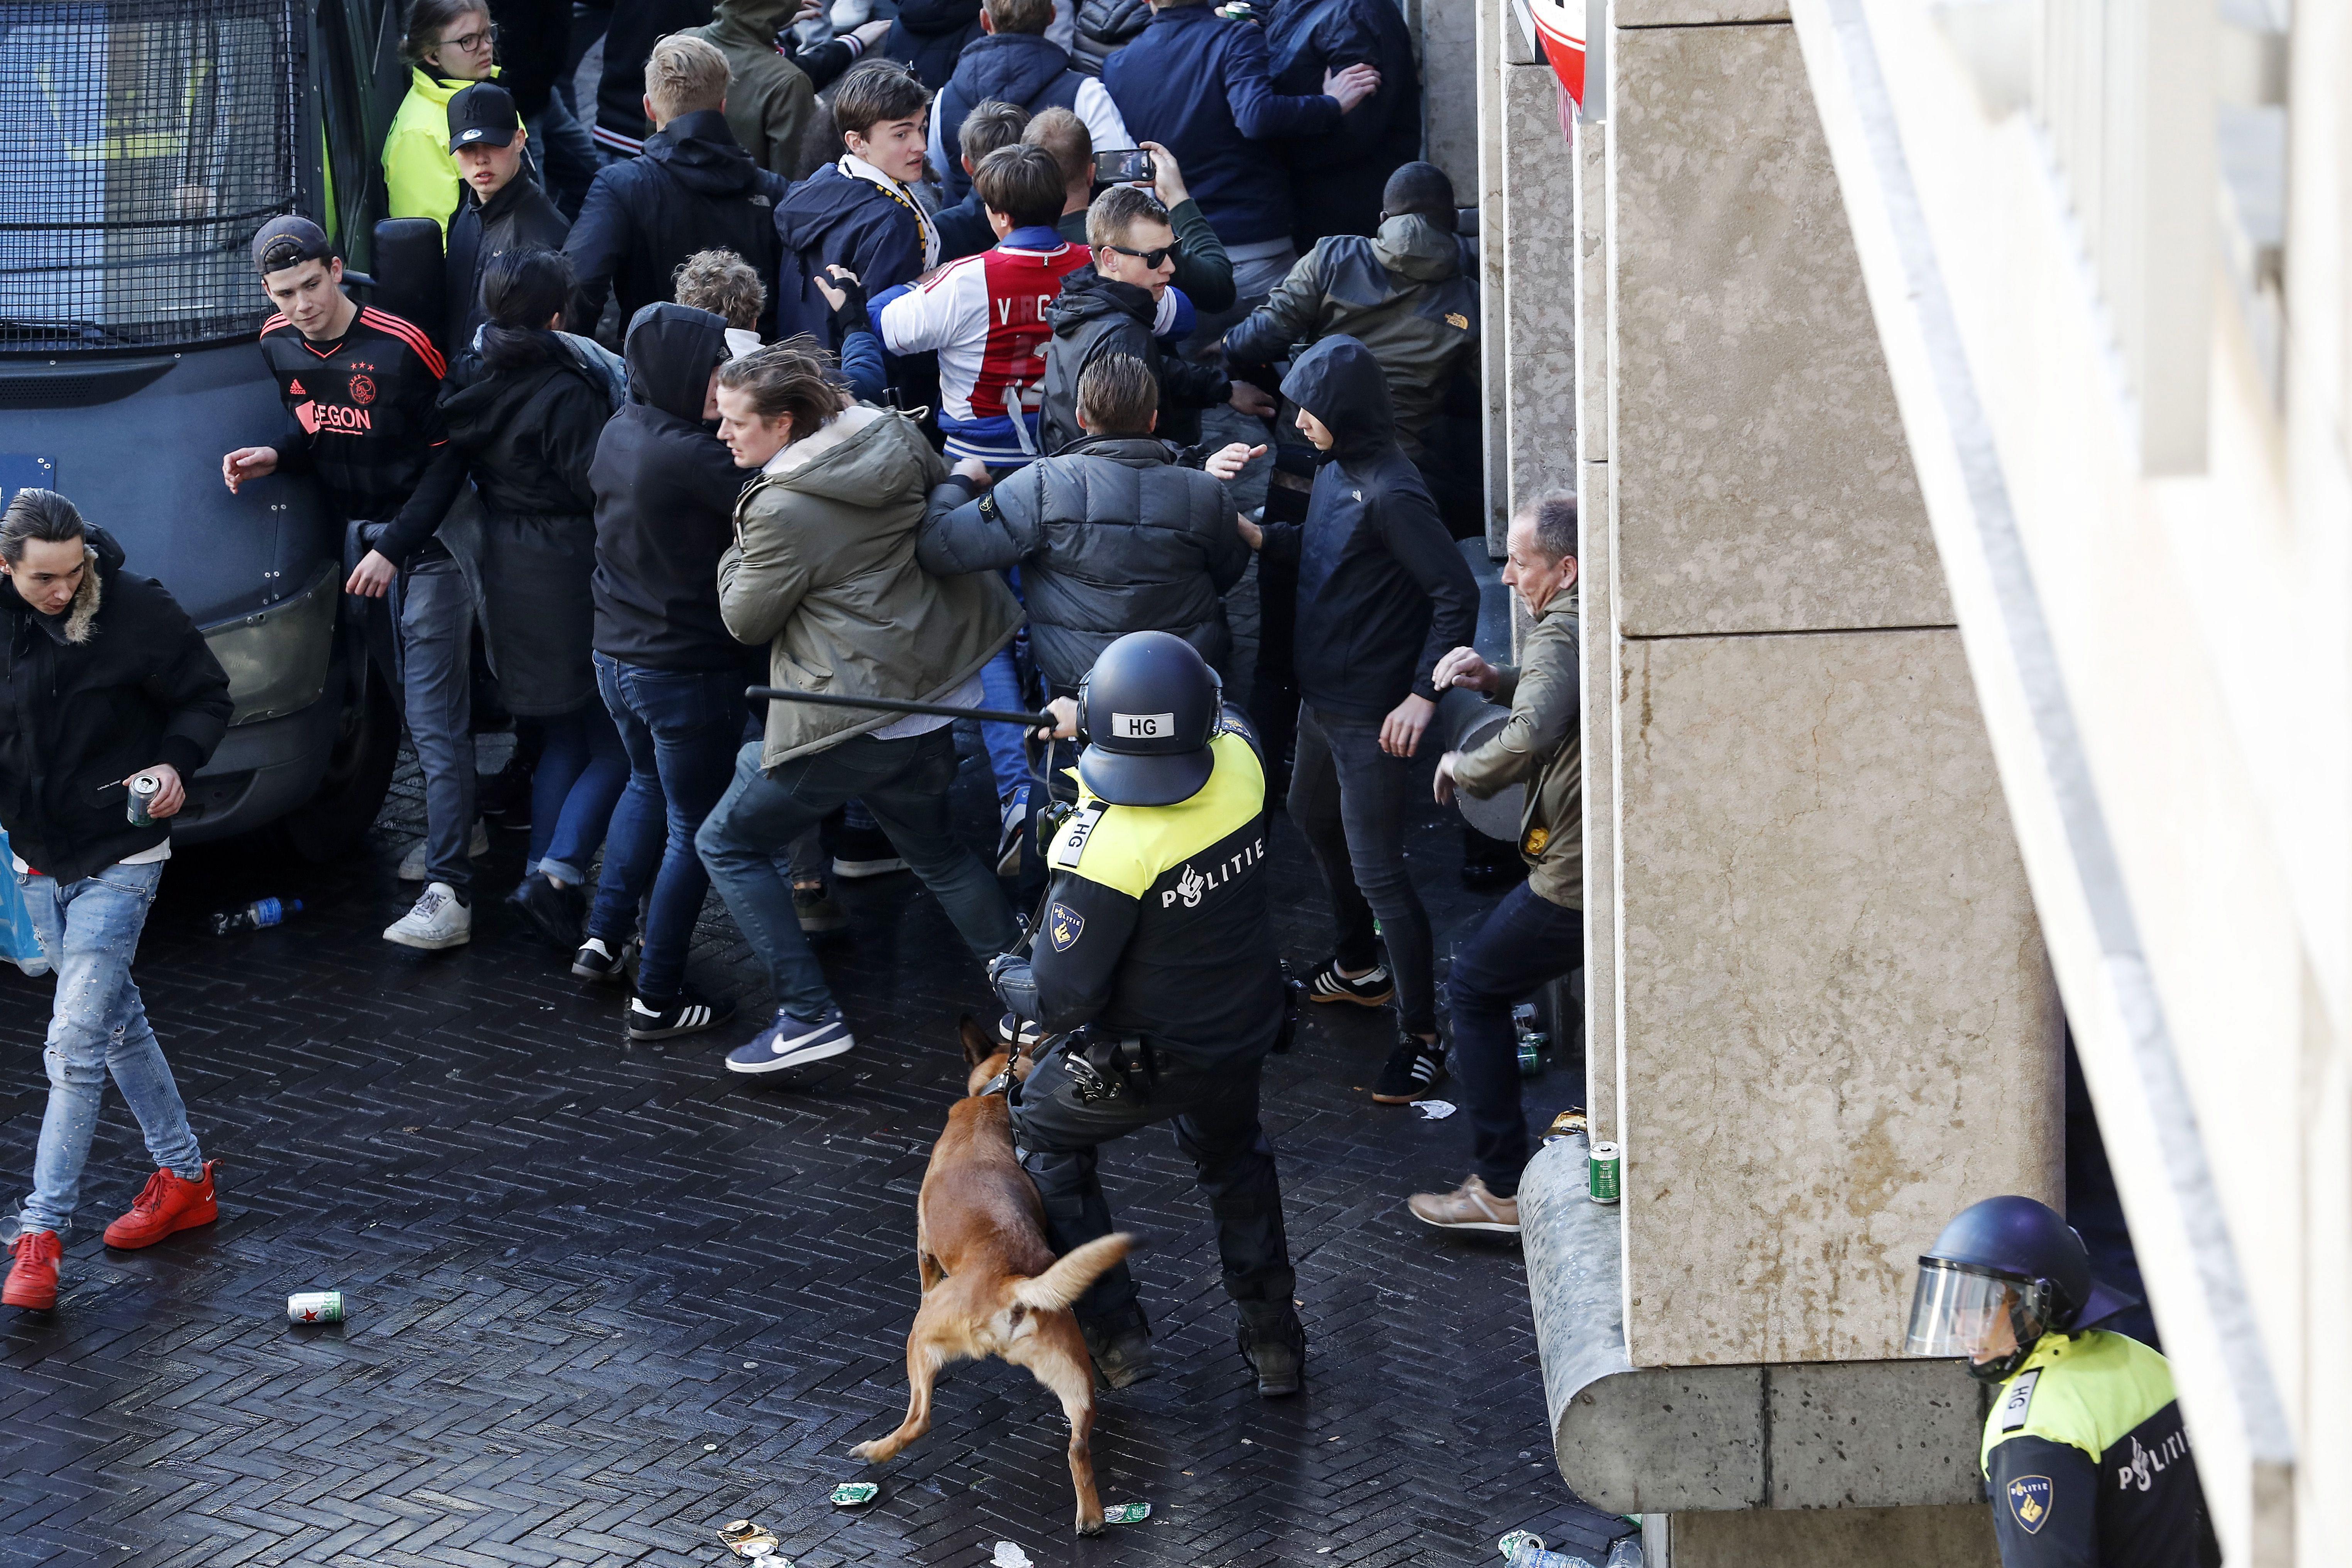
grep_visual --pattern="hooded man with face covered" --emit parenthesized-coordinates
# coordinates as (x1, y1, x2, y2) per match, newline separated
(579, 302, 752, 1040)
(1238, 334, 1477, 1108)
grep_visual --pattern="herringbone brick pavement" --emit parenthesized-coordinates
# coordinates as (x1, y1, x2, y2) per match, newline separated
(0, 733, 1631, 1568)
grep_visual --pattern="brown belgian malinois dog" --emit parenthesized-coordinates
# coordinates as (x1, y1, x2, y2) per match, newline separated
(851, 1018, 1131, 1535)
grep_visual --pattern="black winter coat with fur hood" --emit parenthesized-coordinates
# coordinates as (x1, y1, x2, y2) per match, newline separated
(0, 526, 232, 882)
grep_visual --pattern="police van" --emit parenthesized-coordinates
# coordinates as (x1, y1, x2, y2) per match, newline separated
(0, 0, 414, 857)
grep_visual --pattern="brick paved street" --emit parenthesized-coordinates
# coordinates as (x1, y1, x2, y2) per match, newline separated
(0, 735, 1630, 1568)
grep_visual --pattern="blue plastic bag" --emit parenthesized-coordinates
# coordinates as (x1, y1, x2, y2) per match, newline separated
(0, 829, 49, 977)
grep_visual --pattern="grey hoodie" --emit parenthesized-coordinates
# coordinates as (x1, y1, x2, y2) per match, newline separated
(1219, 212, 1480, 460)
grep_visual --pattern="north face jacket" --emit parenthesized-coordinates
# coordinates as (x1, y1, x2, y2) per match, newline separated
(0, 528, 231, 883)
(917, 434, 1249, 693)
(719, 402, 1024, 766)
(1222, 213, 1478, 460)
(563, 109, 789, 337)
(592, 304, 749, 672)
(1256, 335, 1478, 725)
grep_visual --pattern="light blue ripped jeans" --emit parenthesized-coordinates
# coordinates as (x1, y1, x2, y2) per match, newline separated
(14, 859, 203, 1237)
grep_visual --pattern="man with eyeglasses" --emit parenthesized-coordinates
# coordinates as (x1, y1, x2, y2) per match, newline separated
(386, 1, 505, 238)
(221, 218, 477, 951)
(1037, 184, 1269, 456)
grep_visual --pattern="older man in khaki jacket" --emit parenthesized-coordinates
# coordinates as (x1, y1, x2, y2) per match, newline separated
(1406, 491, 1582, 1236)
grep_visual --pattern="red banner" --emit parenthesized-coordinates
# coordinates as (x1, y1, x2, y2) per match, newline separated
(1528, 0, 1587, 107)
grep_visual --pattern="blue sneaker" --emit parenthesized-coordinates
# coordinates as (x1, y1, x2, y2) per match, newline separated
(726, 1008, 855, 1074)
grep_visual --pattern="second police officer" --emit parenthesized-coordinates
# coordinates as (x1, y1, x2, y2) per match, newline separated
(989, 631, 1305, 1397)
(1906, 1195, 2222, 1568)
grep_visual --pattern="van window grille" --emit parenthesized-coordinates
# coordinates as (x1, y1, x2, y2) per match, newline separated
(0, 0, 303, 354)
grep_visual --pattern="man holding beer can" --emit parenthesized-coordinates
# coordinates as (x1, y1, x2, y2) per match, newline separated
(0, 490, 233, 1311)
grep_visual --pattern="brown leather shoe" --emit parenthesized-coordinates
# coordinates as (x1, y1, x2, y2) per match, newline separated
(102, 1161, 218, 1249)
(1406, 1175, 1521, 1235)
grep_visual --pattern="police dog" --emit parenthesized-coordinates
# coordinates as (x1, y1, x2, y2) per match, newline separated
(851, 1018, 1130, 1535)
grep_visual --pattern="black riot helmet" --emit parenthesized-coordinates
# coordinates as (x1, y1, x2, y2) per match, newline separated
(1075, 631, 1222, 806)
(1904, 1195, 2139, 1383)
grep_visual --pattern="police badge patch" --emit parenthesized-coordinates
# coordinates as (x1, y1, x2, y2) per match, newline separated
(2005, 1475, 2054, 1534)
(1048, 901, 1085, 951)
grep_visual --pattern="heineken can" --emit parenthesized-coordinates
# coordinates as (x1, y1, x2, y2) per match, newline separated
(286, 1291, 344, 1324)
(1517, 1031, 1547, 1077)
(1588, 1141, 1621, 1205)
(126, 772, 161, 827)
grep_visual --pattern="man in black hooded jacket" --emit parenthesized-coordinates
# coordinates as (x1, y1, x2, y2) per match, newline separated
(1238, 335, 1476, 1107)
(583, 303, 758, 1037)
(566, 34, 788, 339)
(0, 493, 232, 1313)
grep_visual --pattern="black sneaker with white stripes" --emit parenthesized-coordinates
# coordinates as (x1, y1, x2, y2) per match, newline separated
(1304, 957, 1396, 1007)
(572, 936, 629, 984)
(1371, 1032, 1446, 1104)
(627, 991, 736, 1042)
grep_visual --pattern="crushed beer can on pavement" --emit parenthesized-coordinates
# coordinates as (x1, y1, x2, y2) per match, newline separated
(1101, 1502, 1151, 1524)
(829, 1481, 879, 1507)
(717, 1519, 786, 1559)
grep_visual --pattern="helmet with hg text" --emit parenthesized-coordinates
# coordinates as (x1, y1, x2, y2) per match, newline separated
(1075, 632, 1222, 807)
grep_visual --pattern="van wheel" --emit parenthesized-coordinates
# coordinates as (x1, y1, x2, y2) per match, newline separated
(275, 670, 400, 864)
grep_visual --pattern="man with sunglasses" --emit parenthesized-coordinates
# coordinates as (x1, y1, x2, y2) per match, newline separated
(1038, 185, 1269, 455)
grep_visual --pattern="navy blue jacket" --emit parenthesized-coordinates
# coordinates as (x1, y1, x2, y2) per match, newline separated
(1258, 336, 1477, 724)
(771, 163, 929, 342)
(1101, 4, 1340, 248)
(563, 110, 788, 338)
(1265, 0, 1422, 246)
(933, 189, 997, 263)
(882, 0, 986, 89)
(935, 33, 1088, 205)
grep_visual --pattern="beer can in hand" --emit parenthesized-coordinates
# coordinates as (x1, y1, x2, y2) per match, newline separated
(127, 773, 161, 826)
(287, 1291, 344, 1323)
(1587, 1141, 1621, 1205)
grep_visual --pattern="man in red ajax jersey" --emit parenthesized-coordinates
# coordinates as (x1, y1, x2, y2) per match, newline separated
(222, 217, 480, 952)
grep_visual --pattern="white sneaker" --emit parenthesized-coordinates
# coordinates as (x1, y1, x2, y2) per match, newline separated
(398, 821, 490, 882)
(994, 791, 1030, 876)
(384, 882, 473, 949)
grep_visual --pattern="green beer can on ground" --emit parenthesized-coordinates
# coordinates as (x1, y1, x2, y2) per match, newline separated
(1588, 1141, 1621, 1204)
(286, 1291, 344, 1323)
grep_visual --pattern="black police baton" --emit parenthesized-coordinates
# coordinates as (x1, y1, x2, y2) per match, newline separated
(746, 686, 1059, 729)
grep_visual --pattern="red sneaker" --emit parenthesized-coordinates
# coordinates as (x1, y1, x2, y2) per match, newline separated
(102, 1161, 219, 1250)
(3, 1229, 61, 1309)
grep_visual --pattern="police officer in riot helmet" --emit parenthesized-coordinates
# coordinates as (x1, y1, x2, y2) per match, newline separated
(989, 631, 1303, 1395)
(1906, 1196, 2220, 1568)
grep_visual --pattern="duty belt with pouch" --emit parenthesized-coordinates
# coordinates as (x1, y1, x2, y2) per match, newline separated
(1062, 1026, 1155, 1104)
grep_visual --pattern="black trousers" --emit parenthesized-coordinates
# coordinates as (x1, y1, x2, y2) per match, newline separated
(1011, 1041, 1296, 1336)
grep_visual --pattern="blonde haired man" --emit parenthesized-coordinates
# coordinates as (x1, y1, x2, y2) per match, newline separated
(563, 33, 788, 337)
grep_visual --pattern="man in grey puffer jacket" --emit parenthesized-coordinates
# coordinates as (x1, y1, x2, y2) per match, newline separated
(918, 352, 1251, 701)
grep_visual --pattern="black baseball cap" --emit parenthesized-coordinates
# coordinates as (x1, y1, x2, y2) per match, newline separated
(447, 81, 520, 152)
(251, 215, 335, 276)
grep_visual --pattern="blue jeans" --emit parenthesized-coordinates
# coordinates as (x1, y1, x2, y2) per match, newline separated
(1446, 881, 1583, 1198)
(393, 553, 477, 896)
(590, 655, 744, 1003)
(15, 860, 202, 1236)
(1288, 701, 1436, 1037)
(696, 731, 1021, 1018)
(528, 701, 629, 886)
(979, 643, 1031, 807)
